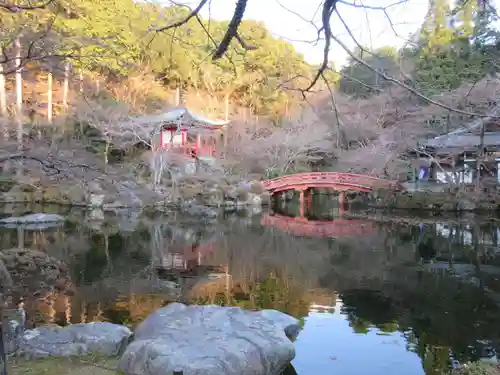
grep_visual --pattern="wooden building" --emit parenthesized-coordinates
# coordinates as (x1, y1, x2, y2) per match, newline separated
(135, 107, 229, 161)
(408, 114, 500, 186)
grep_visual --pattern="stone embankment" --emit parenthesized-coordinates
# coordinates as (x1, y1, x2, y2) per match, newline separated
(0, 175, 271, 216)
(370, 188, 500, 212)
(177, 178, 270, 218)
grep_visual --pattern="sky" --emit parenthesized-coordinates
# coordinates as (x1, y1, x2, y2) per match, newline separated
(190, 0, 431, 66)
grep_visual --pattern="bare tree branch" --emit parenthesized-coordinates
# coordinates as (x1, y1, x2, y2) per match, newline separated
(213, 0, 249, 60)
(154, 0, 210, 32)
(329, 33, 500, 119)
(302, 0, 338, 93)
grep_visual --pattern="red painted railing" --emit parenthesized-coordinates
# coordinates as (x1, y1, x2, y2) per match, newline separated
(261, 214, 376, 238)
(262, 172, 398, 193)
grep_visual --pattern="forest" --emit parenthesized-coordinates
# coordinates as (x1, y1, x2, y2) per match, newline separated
(1, 0, 500, 185)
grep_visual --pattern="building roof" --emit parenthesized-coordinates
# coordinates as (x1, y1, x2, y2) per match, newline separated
(132, 107, 230, 129)
(420, 105, 500, 151)
(423, 132, 500, 150)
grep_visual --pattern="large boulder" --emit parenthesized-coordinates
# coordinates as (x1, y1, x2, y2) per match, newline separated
(118, 303, 299, 375)
(17, 322, 132, 359)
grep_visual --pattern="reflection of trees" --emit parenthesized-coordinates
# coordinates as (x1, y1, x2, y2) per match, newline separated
(316, 219, 500, 375)
(193, 272, 311, 319)
(101, 293, 169, 327)
(336, 270, 500, 375)
(5, 206, 500, 375)
(340, 290, 399, 334)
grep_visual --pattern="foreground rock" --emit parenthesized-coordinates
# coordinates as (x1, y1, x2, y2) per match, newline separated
(119, 303, 299, 375)
(17, 322, 132, 359)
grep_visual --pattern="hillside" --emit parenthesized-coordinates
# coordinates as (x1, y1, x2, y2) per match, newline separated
(0, 138, 164, 208)
(0, 0, 499, 192)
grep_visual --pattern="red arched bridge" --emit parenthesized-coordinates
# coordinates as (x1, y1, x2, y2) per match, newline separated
(262, 172, 398, 193)
(262, 172, 399, 216)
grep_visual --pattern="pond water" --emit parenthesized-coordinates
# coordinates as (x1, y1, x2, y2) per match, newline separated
(1, 193, 500, 375)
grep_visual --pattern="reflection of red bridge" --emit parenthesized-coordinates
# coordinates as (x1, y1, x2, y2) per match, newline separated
(262, 172, 399, 215)
(261, 214, 376, 238)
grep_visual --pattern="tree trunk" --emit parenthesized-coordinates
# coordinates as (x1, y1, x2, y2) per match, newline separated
(0, 62, 7, 139)
(104, 140, 109, 171)
(62, 61, 70, 113)
(15, 37, 23, 151)
(175, 87, 181, 107)
(224, 93, 229, 121)
(79, 68, 83, 94)
(179, 86, 185, 106)
(47, 68, 53, 124)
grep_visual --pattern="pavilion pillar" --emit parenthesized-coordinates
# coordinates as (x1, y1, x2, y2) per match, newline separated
(339, 191, 346, 216)
(181, 130, 187, 154)
(196, 134, 201, 152)
(223, 126, 228, 158)
(298, 188, 308, 218)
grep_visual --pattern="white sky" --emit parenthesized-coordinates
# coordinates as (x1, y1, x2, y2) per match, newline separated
(169, 0, 500, 67)
(194, 0, 431, 66)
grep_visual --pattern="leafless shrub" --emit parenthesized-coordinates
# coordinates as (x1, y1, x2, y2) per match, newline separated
(316, 77, 500, 178)
(222, 110, 334, 177)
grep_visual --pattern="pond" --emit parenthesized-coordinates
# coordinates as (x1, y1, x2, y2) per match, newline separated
(1, 194, 500, 375)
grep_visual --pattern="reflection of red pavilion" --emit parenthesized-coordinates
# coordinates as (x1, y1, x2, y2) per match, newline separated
(147, 107, 229, 159)
(160, 242, 218, 270)
(261, 214, 376, 238)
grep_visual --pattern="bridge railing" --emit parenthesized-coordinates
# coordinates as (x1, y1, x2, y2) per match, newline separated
(262, 172, 398, 191)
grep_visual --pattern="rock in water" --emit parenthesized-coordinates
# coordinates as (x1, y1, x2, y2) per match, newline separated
(0, 213, 65, 229)
(118, 303, 299, 375)
(18, 322, 132, 359)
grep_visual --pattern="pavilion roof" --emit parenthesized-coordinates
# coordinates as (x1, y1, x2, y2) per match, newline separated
(132, 107, 230, 130)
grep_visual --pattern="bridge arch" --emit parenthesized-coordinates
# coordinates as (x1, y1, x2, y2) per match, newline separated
(262, 172, 396, 193)
(261, 172, 398, 216)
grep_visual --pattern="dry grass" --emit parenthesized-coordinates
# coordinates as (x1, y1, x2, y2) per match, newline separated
(10, 355, 120, 375)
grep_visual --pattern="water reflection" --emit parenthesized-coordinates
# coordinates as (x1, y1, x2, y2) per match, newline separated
(1, 202, 500, 374)
(294, 299, 424, 375)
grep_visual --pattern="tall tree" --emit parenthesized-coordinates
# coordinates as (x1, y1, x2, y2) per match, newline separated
(338, 46, 399, 97)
